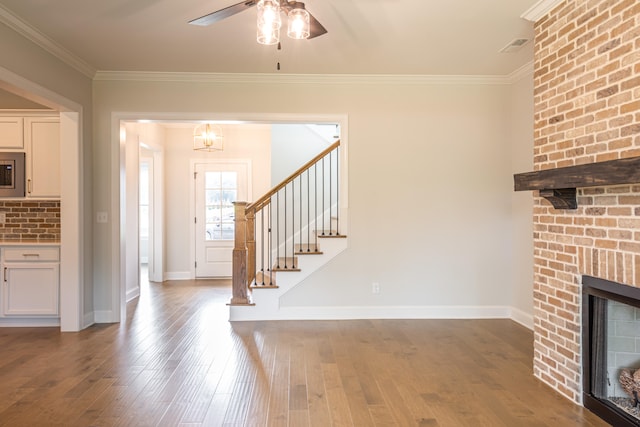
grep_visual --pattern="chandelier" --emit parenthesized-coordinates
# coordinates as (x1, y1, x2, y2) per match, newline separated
(257, 0, 310, 45)
(193, 123, 224, 152)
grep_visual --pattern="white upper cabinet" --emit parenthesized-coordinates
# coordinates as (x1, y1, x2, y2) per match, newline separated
(24, 117, 60, 198)
(0, 117, 24, 149)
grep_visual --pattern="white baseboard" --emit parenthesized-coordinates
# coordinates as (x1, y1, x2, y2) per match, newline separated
(82, 311, 95, 329)
(231, 304, 536, 325)
(126, 287, 140, 302)
(230, 305, 514, 322)
(509, 307, 534, 330)
(94, 310, 116, 323)
(0, 318, 60, 327)
(164, 271, 192, 281)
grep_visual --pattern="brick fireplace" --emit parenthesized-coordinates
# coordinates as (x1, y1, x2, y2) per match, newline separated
(531, 0, 640, 404)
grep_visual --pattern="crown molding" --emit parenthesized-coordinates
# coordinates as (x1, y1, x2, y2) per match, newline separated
(94, 71, 517, 86)
(0, 1, 533, 86)
(0, 4, 96, 79)
(506, 61, 534, 83)
(521, 0, 564, 22)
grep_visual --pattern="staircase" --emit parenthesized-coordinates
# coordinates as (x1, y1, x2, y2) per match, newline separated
(229, 141, 347, 321)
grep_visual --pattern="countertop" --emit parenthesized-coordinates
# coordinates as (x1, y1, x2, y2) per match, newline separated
(0, 239, 60, 246)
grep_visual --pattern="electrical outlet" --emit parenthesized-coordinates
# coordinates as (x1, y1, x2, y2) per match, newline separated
(0, 212, 5, 224)
(97, 212, 108, 223)
(372, 282, 380, 294)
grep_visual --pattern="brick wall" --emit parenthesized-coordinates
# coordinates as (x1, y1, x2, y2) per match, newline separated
(0, 200, 60, 241)
(533, 0, 640, 402)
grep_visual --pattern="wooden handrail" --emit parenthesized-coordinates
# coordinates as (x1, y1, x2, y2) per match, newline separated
(246, 140, 340, 213)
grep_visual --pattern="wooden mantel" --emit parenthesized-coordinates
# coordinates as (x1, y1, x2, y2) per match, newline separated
(514, 156, 640, 209)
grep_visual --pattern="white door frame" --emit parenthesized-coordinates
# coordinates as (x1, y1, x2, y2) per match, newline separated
(114, 113, 349, 323)
(139, 146, 164, 283)
(150, 147, 164, 283)
(191, 159, 252, 279)
(0, 66, 84, 331)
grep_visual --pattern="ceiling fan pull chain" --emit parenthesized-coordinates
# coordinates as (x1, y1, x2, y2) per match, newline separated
(277, 41, 282, 71)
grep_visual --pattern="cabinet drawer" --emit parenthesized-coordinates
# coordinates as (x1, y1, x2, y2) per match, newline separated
(3, 247, 59, 262)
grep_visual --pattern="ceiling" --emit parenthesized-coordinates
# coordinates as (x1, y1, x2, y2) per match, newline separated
(0, 0, 541, 77)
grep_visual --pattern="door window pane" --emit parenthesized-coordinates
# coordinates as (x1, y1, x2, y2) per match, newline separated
(204, 171, 237, 241)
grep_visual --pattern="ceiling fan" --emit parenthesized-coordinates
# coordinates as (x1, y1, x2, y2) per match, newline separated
(189, 0, 327, 43)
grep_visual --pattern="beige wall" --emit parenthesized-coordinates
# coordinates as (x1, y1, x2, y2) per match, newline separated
(93, 76, 531, 318)
(510, 71, 535, 324)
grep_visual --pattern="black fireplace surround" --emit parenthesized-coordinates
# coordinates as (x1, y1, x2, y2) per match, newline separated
(583, 275, 640, 426)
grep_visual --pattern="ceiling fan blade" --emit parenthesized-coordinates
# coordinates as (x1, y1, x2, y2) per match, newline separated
(189, 0, 258, 26)
(307, 11, 327, 39)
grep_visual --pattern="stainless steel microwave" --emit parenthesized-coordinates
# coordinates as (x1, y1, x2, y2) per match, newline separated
(0, 152, 25, 197)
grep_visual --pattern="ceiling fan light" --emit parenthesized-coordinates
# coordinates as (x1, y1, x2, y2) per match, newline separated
(287, 6, 310, 40)
(193, 123, 224, 151)
(257, 0, 282, 45)
(257, 22, 281, 45)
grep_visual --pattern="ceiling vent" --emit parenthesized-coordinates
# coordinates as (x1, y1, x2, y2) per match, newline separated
(500, 38, 530, 53)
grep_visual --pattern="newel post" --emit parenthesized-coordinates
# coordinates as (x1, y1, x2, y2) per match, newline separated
(229, 201, 251, 305)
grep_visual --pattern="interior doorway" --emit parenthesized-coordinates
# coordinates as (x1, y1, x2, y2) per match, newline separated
(117, 116, 348, 322)
(0, 69, 83, 331)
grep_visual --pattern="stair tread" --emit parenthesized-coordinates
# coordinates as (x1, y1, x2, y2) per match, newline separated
(272, 257, 301, 271)
(252, 271, 278, 288)
(250, 283, 279, 289)
(318, 232, 346, 238)
(315, 229, 345, 237)
(295, 243, 323, 255)
(272, 266, 301, 272)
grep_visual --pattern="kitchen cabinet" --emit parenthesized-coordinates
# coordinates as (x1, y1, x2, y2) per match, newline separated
(24, 117, 60, 198)
(0, 117, 24, 149)
(2, 246, 59, 317)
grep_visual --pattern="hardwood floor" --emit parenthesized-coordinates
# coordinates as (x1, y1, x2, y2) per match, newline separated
(0, 278, 609, 426)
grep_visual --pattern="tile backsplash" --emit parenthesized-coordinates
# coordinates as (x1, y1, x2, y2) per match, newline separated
(0, 200, 60, 241)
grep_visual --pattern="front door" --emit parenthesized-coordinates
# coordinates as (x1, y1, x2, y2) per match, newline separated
(194, 162, 248, 277)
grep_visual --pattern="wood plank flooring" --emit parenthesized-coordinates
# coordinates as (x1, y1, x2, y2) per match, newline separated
(0, 278, 610, 426)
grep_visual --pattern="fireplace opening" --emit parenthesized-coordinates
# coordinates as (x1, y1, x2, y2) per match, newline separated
(583, 275, 640, 426)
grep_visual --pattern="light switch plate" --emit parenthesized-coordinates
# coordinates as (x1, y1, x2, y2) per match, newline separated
(0, 212, 5, 224)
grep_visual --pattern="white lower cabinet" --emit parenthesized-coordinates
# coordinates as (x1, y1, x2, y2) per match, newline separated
(1, 247, 60, 317)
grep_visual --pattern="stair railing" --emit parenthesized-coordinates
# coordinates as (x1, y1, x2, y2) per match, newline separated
(230, 140, 341, 305)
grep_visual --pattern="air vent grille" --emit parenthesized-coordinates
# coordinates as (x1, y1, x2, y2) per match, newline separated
(500, 38, 530, 53)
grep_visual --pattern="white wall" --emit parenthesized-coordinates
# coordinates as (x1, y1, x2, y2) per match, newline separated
(163, 124, 271, 277)
(508, 70, 535, 328)
(271, 124, 333, 185)
(92, 76, 529, 318)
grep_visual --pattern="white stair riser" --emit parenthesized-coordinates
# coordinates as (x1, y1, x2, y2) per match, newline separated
(230, 237, 347, 321)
